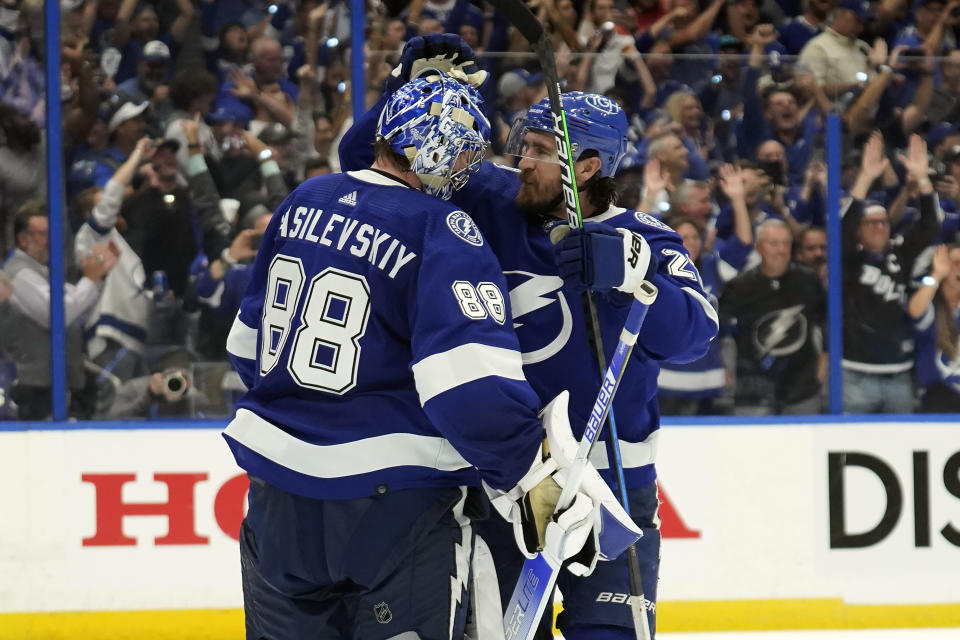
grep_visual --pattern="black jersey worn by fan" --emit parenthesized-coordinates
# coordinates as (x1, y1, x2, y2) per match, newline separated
(720, 263, 826, 410)
(841, 194, 941, 373)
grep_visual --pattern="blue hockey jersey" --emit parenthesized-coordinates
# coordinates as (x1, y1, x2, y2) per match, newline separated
(658, 235, 749, 398)
(223, 169, 544, 500)
(914, 303, 960, 394)
(459, 167, 719, 486)
(341, 97, 718, 488)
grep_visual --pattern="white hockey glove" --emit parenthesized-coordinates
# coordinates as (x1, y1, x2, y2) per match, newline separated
(485, 392, 641, 576)
(547, 435, 645, 577)
(552, 222, 657, 295)
(485, 391, 573, 558)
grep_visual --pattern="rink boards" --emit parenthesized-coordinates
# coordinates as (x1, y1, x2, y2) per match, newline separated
(1, 418, 959, 637)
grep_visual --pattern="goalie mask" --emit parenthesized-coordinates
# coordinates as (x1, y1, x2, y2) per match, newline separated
(504, 92, 628, 178)
(378, 76, 491, 200)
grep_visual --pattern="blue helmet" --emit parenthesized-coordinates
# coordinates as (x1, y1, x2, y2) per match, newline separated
(508, 92, 628, 178)
(377, 76, 491, 200)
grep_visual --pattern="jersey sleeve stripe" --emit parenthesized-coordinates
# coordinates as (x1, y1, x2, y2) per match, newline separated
(412, 342, 527, 405)
(916, 304, 935, 332)
(226, 312, 258, 360)
(716, 257, 740, 283)
(657, 366, 726, 391)
(682, 286, 720, 331)
(588, 431, 660, 471)
(224, 408, 472, 477)
(197, 281, 226, 309)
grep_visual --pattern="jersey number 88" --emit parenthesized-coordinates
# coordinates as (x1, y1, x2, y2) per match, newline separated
(260, 256, 371, 394)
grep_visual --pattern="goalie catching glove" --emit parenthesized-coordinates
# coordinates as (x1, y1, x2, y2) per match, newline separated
(385, 33, 488, 94)
(485, 391, 642, 576)
(552, 222, 658, 295)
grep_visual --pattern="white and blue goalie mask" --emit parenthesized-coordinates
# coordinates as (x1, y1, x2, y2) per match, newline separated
(378, 76, 491, 200)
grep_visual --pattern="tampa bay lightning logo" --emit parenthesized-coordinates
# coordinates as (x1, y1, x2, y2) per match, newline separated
(753, 304, 807, 358)
(446, 211, 484, 246)
(506, 271, 572, 364)
(585, 94, 620, 116)
(634, 212, 671, 231)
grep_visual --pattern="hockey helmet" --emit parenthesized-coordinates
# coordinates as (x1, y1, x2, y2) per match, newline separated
(504, 92, 628, 178)
(377, 76, 491, 200)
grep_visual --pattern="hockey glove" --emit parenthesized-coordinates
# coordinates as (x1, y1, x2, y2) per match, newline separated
(553, 222, 658, 295)
(550, 458, 645, 577)
(484, 392, 640, 576)
(385, 34, 488, 94)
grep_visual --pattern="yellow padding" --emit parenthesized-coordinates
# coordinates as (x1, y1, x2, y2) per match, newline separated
(0, 609, 243, 640)
(656, 599, 960, 631)
(3, 599, 960, 639)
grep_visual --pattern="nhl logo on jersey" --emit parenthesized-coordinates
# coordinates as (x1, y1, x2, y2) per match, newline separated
(374, 601, 393, 624)
(446, 211, 484, 247)
(634, 212, 671, 231)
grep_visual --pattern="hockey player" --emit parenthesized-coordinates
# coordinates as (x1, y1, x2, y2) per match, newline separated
(223, 76, 637, 640)
(339, 37, 719, 640)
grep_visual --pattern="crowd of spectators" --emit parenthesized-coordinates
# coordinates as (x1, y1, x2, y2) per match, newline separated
(0, 0, 959, 419)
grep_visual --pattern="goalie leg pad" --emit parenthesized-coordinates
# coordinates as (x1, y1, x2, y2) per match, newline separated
(465, 535, 506, 640)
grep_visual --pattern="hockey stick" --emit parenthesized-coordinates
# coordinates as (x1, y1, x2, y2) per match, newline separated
(587, 302, 654, 640)
(484, 0, 654, 638)
(502, 281, 657, 640)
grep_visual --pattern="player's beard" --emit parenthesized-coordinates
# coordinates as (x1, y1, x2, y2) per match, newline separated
(516, 169, 564, 223)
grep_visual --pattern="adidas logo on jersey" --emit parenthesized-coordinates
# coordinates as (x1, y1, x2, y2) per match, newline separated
(338, 191, 357, 206)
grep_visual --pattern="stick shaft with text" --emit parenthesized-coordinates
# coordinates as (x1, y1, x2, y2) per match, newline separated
(501, 281, 657, 639)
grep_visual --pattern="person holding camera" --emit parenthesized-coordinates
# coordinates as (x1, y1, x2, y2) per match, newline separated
(933, 145, 960, 227)
(104, 366, 196, 418)
(121, 138, 199, 301)
(712, 159, 801, 246)
(575, 0, 635, 94)
(755, 139, 826, 229)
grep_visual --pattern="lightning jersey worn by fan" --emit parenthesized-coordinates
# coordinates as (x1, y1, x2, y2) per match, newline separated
(223, 169, 543, 500)
(658, 235, 751, 399)
(719, 263, 826, 408)
(914, 304, 960, 397)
